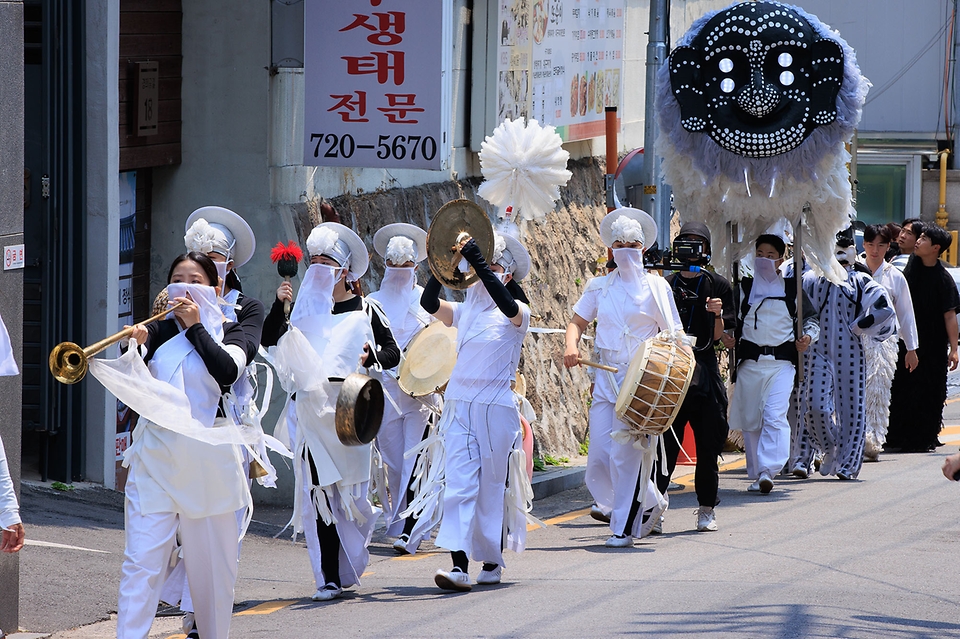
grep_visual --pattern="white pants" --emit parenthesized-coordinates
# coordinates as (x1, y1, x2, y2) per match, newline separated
(585, 399, 662, 537)
(377, 379, 434, 539)
(743, 363, 795, 479)
(434, 400, 521, 567)
(117, 471, 238, 639)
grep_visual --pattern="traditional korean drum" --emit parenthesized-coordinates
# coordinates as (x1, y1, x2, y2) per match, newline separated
(614, 333, 695, 437)
(397, 322, 458, 396)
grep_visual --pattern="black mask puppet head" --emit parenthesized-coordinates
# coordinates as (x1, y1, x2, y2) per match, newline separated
(668, 1, 844, 158)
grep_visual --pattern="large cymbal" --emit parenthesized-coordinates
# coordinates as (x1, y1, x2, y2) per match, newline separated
(427, 200, 495, 290)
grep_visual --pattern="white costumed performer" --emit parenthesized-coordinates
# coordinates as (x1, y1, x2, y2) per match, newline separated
(564, 208, 682, 547)
(367, 223, 438, 554)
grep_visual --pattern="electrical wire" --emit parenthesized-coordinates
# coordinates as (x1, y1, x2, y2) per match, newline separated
(865, 18, 950, 106)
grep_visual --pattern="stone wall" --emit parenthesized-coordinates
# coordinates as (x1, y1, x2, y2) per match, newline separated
(286, 157, 612, 457)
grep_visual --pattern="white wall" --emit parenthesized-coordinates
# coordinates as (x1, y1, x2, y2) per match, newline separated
(798, 0, 953, 135)
(85, 0, 120, 487)
(152, 1, 275, 303)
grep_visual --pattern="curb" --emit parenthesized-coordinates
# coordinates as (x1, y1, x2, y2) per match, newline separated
(531, 465, 587, 501)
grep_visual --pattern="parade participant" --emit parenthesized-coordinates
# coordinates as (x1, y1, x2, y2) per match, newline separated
(891, 218, 923, 270)
(0, 308, 23, 560)
(417, 230, 532, 591)
(564, 208, 681, 547)
(654, 222, 734, 532)
(792, 236, 896, 480)
(112, 252, 250, 639)
(162, 209, 268, 637)
(262, 222, 399, 602)
(183, 207, 264, 362)
(886, 226, 960, 452)
(367, 223, 436, 554)
(729, 234, 818, 494)
(860, 224, 918, 461)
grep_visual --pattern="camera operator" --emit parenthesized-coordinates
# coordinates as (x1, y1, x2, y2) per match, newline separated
(653, 222, 735, 533)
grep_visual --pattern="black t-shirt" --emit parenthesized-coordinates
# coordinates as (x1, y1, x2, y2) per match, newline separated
(666, 270, 735, 356)
(903, 256, 960, 350)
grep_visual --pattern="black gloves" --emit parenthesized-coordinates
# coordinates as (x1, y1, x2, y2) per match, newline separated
(421, 275, 443, 314)
(461, 239, 519, 319)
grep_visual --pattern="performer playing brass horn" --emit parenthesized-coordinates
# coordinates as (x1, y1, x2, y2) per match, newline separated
(563, 208, 682, 547)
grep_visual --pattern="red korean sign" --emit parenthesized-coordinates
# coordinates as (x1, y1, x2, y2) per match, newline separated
(304, 0, 448, 170)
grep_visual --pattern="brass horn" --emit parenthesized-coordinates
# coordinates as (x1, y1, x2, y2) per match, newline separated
(49, 302, 184, 384)
(426, 199, 496, 290)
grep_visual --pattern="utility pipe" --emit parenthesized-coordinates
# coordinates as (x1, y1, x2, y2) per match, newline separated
(938, 149, 950, 229)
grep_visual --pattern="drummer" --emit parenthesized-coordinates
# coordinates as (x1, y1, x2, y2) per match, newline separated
(367, 223, 437, 554)
(563, 207, 682, 547)
(262, 222, 400, 602)
(418, 229, 533, 591)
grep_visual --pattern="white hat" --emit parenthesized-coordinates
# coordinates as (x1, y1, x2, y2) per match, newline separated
(306, 222, 369, 280)
(373, 223, 428, 264)
(495, 232, 532, 281)
(185, 206, 256, 268)
(599, 207, 658, 250)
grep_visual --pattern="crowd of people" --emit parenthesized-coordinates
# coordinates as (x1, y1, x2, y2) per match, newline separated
(4, 206, 960, 639)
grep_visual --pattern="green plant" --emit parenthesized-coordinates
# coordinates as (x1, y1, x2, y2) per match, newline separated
(51, 481, 74, 492)
(533, 457, 546, 472)
(578, 438, 589, 456)
(575, 277, 582, 286)
(542, 454, 569, 466)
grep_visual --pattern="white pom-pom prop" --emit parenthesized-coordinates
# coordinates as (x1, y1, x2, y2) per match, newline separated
(477, 118, 572, 223)
(306, 226, 341, 259)
(610, 215, 645, 246)
(184, 218, 222, 256)
(385, 235, 417, 265)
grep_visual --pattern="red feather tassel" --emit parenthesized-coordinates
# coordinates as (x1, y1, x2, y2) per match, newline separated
(270, 241, 303, 264)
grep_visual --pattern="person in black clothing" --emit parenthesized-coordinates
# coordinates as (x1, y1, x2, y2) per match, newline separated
(654, 222, 735, 533)
(261, 222, 399, 603)
(886, 225, 960, 452)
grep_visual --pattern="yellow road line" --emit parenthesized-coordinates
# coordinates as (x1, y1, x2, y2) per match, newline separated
(164, 635, 187, 639)
(234, 600, 298, 616)
(542, 507, 592, 526)
(942, 425, 960, 435)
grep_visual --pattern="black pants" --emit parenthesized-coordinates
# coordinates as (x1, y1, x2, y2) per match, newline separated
(654, 391, 728, 507)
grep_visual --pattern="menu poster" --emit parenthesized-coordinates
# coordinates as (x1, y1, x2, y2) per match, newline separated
(497, 0, 624, 141)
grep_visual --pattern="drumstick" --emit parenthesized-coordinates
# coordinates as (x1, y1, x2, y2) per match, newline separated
(577, 358, 619, 374)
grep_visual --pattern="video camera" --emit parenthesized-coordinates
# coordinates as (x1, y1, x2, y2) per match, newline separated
(645, 238, 710, 272)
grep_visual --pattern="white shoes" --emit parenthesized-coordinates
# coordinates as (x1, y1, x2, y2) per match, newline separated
(393, 533, 412, 555)
(605, 534, 634, 548)
(792, 466, 809, 479)
(590, 504, 611, 523)
(311, 582, 343, 601)
(640, 495, 669, 538)
(696, 506, 718, 532)
(475, 564, 503, 585)
(435, 568, 472, 591)
(749, 472, 774, 493)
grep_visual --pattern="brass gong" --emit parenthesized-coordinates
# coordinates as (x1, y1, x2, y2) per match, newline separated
(426, 200, 495, 290)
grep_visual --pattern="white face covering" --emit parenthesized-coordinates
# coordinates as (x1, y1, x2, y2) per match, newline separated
(611, 247, 646, 292)
(290, 263, 340, 323)
(214, 261, 229, 286)
(749, 257, 786, 304)
(382, 265, 416, 293)
(167, 282, 225, 341)
(379, 266, 417, 323)
(465, 279, 495, 311)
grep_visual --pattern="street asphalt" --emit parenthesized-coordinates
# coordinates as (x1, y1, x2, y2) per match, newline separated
(7, 368, 960, 638)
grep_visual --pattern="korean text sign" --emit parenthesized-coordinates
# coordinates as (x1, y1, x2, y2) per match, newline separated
(304, 0, 446, 169)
